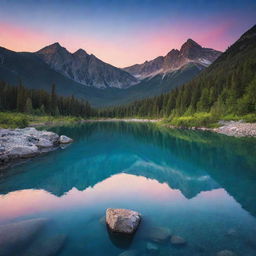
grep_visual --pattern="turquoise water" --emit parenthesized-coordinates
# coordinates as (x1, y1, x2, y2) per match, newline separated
(0, 122, 256, 256)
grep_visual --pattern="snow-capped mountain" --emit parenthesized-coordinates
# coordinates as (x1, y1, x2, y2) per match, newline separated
(36, 43, 138, 89)
(123, 39, 221, 79)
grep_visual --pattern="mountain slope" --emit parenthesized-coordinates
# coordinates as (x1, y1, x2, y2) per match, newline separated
(36, 43, 138, 89)
(104, 25, 256, 119)
(124, 39, 221, 79)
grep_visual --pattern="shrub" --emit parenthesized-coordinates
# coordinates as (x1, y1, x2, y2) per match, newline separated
(170, 112, 216, 127)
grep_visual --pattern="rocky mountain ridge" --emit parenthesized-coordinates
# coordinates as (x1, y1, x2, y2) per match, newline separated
(36, 43, 138, 89)
(123, 39, 221, 79)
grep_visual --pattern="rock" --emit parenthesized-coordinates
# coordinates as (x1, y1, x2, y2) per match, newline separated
(36, 138, 53, 148)
(170, 235, 186, 245)
(119, 249, 139, 256)
(99, 216, 106, 225)
(8, 145, 39, 158)
(147, 226, 171, 243)
(59, 135, 73, 144)
(216, 250, 237, 256)
(40, 131, 59, 144)
(106, 208, 141, 234)
(0, 218, 47, 256)
(0, 128, 71, 167)
(22, 234, 67, 256)
(226, 228, 237, 237)
(146, 242, 159, 253)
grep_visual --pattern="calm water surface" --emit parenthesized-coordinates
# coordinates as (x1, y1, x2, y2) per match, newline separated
(0, 122, 256, 256)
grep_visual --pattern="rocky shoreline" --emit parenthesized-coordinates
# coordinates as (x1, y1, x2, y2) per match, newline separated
(0, 127, 73, 169)
(85, 119, 256, 137)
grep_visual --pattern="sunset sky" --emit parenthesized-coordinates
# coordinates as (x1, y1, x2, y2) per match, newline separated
(0, 0, 255, 67)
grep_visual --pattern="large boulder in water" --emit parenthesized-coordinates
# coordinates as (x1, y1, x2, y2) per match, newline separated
(0, 218, 47, 256)
(106, 208, 141, 234)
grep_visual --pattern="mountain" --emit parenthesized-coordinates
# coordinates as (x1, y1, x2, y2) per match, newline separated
(0, 40, 221, 107)
(36, 43, 137, 89)
(106, 25, 256, 119)
(123, 39, 221, 79)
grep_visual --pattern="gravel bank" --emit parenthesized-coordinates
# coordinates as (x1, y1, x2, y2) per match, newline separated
(213, 121, 256, 137)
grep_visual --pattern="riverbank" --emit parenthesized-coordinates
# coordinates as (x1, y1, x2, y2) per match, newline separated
(0, 112, 83, 129)
(0, 127, 73, 169)
(1, 112, 255, 138)
(164, 121, 256, 137)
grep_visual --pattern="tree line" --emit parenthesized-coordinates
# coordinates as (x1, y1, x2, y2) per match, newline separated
(99, 32, 256, 119)
(0, 81, 95, 117)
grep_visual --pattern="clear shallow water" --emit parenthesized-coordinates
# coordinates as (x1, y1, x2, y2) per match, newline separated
(0, 122, 256, 256)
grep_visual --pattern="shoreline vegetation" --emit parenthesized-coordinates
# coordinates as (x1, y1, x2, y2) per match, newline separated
(0, 112, 255, 137)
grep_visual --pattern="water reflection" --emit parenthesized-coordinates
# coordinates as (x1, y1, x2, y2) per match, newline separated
(0, 122, 255, 214)
(0, 122, 256, 255)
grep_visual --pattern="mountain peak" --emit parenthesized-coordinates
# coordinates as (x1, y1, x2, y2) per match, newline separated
(73, 48, 88, 56)
(36, 42, 69, 55)
(181, 39, 202, 50)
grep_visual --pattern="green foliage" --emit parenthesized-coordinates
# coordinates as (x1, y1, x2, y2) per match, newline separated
(25, 97, 33, 114)
(0, 112, 28, 128)
(170, 112, 217, 128)
(0, 81, 95, 118)
(99, 25, 256, 126)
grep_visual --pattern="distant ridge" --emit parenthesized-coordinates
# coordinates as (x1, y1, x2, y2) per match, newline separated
(36, 42, 138, 89)
(123, 39, 221, 79)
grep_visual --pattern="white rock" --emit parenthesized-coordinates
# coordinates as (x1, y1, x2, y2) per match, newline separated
(106, 208, 141, 234)
(59, 135, 73, 144)
(36, 138, 53, 148)
(8, 145, 39, 158)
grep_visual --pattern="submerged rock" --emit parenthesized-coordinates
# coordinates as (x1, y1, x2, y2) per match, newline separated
(99, 216, 106, 225)
(170, 235, 186, 245)
(106, 208, 141, 234)
(216, 250, 237, 256)
(0, 218, 47, 256)
(22, 234, 67, 256)
(59, 135, 73, 144)
(147, 226, 171, 243)
(226, 228, 237, 237)
(146, 242, 159, 253)
(119, 249, 139, 256)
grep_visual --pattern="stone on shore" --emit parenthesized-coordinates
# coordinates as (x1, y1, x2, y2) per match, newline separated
(106, 208, 141, 234)
(8, 145, 39, 158)
(170, 235, 186, 245)
(147, 226, 171, 243)
(216, 250, 237, 256)
(59, 135, 73, 144)
(0, 127, 73, 167)
(0, 218, 47, 256)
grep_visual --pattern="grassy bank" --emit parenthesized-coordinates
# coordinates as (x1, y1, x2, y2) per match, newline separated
(161, 112, 256, 128)
(0, 112, 83, 128)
